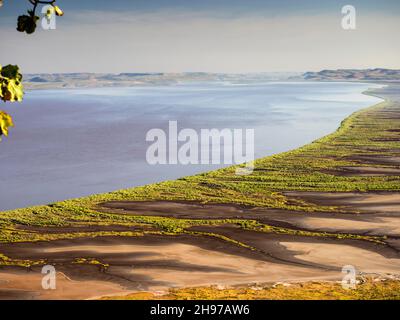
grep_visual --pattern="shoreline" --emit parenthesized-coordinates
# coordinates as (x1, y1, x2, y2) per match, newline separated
(1, 81, 384, 212)
(0, 83, 399, 300)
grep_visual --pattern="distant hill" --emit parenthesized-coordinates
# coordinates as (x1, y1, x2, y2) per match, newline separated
(28, 76, 49, 83)
(22, 70, 400, 90)
(22, 72, 299, 90)
(300, 69, 400, 81)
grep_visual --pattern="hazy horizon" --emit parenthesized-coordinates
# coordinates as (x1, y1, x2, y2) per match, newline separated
(21, 69, 399, 75)
(1, 0, 400, 73)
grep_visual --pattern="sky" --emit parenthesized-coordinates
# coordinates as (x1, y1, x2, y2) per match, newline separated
(0, 0, 399, 73)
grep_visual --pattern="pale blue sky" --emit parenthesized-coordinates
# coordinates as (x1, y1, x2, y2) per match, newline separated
(0, 0, 399, 73)
(2, 0, 400, 17)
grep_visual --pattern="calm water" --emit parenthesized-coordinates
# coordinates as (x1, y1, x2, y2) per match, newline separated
(0, 81, 382, 211)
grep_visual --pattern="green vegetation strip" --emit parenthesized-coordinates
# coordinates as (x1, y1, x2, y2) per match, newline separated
(0, 97, 398, 257)
(102, 278, 400, 300)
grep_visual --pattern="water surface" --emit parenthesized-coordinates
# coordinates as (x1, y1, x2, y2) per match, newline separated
(0, 81, 382, 210)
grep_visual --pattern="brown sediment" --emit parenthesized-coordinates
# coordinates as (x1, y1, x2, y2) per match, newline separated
(2, 192, 400, 299)
(188, 224, 399, 264)
(0, 234, 342, 299)
(14, 224, 153, 234)
(284, 191, 400, 214)
(0, 224, 399, 299)
(99, 197, 400, 237)
(325, 166, 400, 176)
(282, 215, 400, 237)
(2, 86, 400, 300)
(344, 155, 400, 166)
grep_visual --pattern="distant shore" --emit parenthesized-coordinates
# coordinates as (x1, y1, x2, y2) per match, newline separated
(22, 69, 400, 91)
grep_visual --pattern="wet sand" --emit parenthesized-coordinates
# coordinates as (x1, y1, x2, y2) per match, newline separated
(0, 235, 341, 299)
(1, 86, 400, 299)
(285, 191, 400, 214)
(1, 195, 399, 300)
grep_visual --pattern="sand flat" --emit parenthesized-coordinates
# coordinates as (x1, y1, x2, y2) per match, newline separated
(291, 216, 400, 237)
(0, 239, 341, 299)
(281, 242, 400, 274)
(0, 270, 127, 300)
(286, 191, 400, 213)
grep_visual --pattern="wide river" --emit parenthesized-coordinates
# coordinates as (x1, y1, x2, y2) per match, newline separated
(0, 81, 382, 211)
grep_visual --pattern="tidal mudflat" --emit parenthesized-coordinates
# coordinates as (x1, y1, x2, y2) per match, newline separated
(1, 84, 399, 300)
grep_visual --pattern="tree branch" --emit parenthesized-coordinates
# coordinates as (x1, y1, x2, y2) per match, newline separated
(29, 0, 57, 16)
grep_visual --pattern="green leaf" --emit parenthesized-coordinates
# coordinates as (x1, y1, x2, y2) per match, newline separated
(1, 65, 22, 81)
(0, 64, 24, 102)
(53, 5, 64, 17)
(17, 14, 38, 34)
(45, 7, 54, 20)
(0, 111, 14, 138)
(5, 79, 24, 102)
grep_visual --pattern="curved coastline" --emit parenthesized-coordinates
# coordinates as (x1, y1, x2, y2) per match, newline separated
(0, 84, 399, 300)
(0, 81, 385, 211)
